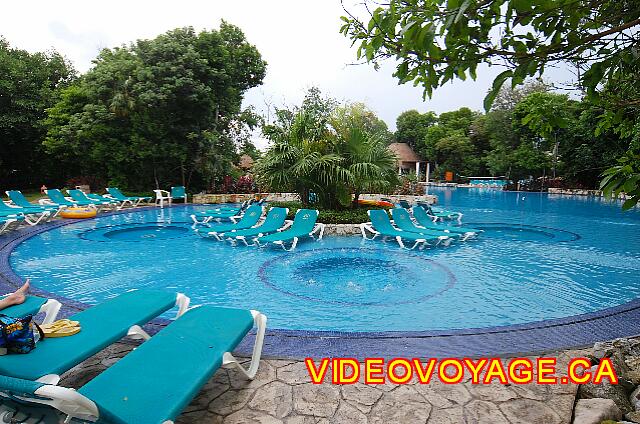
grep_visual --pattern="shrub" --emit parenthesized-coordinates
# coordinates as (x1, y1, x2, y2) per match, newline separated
(268, 201, 388, 224)
(210, 174, 256, 194)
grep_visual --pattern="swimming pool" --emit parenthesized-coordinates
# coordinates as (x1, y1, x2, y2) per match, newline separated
(7, 188, 640, 334)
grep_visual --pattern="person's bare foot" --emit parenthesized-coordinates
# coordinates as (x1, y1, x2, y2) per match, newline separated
(5, 280, 30, 306)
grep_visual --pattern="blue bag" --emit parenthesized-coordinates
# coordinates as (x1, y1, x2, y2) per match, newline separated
(0, 314, 42, 354)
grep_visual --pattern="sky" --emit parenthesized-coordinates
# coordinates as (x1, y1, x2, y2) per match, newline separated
(1, 1, 574, 148)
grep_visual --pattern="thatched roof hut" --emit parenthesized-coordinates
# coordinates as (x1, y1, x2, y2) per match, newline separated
(238, 154, 255, 170)
(387, 143, 424, 174)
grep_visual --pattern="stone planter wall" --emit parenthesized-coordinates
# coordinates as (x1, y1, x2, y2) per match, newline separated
(193, 192, 439, 205)
(323, 223, 362, 236)
(359, 193, 438, 205)
(192, 193, 258, 204)
(264, 192, 299, 202)
(192, 192, 300, 204)
(548, 187, 631, 200)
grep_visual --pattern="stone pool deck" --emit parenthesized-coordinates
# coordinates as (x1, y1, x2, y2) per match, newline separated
(60, 342, 587, 424)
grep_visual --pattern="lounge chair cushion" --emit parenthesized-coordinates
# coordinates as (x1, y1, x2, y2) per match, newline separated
(79, 306, 254, 424)
(0, 290, 177, 380)
(0, 296, 47, 319)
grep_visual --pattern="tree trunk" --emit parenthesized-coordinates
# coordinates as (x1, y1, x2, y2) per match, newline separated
(352, 191, 360, 209)
(153, 163, 160, 190)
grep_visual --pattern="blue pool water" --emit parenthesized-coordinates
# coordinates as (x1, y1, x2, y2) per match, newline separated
(9, 188, 640, 332)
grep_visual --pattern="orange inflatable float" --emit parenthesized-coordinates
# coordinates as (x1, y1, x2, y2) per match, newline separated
(59, 207, 97, 219)
(357, 199, 394, 208)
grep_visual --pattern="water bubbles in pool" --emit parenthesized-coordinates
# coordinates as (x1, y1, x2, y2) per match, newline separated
(346, 281, 363, 292)
(258, 248, 455, 306)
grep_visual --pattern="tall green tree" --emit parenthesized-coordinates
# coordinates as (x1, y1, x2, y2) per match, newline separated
(513, 92, 576, 177)
(395, 109, 436, 149)
(421, 107, 484, 178)
(0, 38, 75, 187)
(44, 23, 266, 191)
(332, 102, 393, 144)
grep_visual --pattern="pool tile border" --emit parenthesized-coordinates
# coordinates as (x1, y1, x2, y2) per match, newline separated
(1, 204, 637, 359)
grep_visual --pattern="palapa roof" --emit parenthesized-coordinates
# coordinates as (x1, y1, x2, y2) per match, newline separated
(238, 154, 255, 169)
(387, 143, 423, 163)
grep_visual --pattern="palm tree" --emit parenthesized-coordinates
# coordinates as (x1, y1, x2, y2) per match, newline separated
(337, 125, 398, 208)
(254, 109, 348, 208)
(255, 94, 398, 210)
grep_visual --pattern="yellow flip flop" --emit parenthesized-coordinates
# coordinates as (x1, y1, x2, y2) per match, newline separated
(39, 319, 79, 331)
(44, 326, 81, 338)
(40, 319, 81, 338)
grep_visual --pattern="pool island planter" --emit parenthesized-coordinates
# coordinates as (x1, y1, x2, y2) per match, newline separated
(192, 192, 439, 206)
(323, 223, 362, 236)
(1, 204, 638, 359)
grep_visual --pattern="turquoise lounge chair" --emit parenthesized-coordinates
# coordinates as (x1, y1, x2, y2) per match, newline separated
(171, 186, 187, 203)
(86, 193, 123, 207)
(190, 201, 248, 224)
(44, 189, 94, 208)
(396, 199, 412, 209)
(105, 188, 151, 207)
(0, 289, 189, 383)
(361, 210, 451, 249)
(0, 216, 24, 234)
(195, 204, 264, 237)
(390, 208, 461, 240)
(416, 201, 463, 222)
(412, 206, 481, 240)
(0, 201, 50, 226)
(220, 207, 289, 245)
(254, 209, 324, 251)
(67, 189, 111, 209)
(0, 295, 61, 325)
(0, 304, 266, 424)
(6, 190, 63, 218)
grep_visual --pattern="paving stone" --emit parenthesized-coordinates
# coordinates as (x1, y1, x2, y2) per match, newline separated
(508, 384, 549, 401)
(100, 356, 120, 367)
(464, 400, 510, 424)
(249, 381, 293, 418)
(278, 361, 314, 385)
(229, 360, 277, 390)
(332, 401, 368, 424)
(467, 383, 519, 402)
(284, 416, 328, 424)
(498, 398, 562, 424)
(184, 372, 232, 412)
(176, 409, 224, 424)
(224, 409, 283, 424)
(60, 365, 104, 388)
(368, 385, 432, 424)
(268, 359, 299, 368)
(414, 381, 473, 408)
(426, 406, 464, 424)
(548, 393, 578, 419)
(208, 388, 255, 416)
(292, 384, 340, 417)
(340, 384, 382, 413)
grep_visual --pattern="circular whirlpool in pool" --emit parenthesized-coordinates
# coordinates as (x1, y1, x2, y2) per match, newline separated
(259, 248, 456, 306)
(467, 222, 581, 242)
(80, 223, 191, 242)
